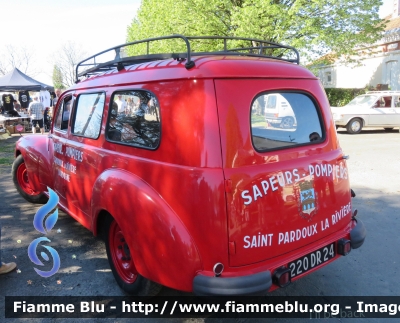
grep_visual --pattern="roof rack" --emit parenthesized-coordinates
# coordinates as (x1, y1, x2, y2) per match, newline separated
(75, 34, 300, 83)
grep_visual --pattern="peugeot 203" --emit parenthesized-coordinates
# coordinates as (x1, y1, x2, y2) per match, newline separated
(12, 35, 366, 296)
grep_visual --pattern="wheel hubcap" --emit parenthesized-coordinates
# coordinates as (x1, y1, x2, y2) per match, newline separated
(109, 221, 138, 284)
(351, 121, 361, 132)
(281, 118, 293, 129)
(16, 162, 40, 196)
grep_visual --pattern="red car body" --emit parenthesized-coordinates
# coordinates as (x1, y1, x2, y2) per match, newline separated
(13, 36, 365, 296)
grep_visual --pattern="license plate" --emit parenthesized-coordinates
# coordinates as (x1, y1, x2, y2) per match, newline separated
(289, 243, 335, 278)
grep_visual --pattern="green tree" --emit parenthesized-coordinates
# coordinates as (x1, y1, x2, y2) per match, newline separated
(52, 65, 65, 90)
(126, 0, 384, 62)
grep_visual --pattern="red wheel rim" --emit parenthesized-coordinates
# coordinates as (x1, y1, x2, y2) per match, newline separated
(109, 220, 138, 284)
(16, 162, 41, 196)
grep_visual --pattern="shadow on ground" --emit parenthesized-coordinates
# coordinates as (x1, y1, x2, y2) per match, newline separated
(0, 135, 398, 323)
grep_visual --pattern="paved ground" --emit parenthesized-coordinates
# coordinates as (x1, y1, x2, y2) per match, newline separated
(0, 128, 399, 322)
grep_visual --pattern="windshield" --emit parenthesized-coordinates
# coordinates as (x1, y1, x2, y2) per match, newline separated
(346, 95, 378, 107)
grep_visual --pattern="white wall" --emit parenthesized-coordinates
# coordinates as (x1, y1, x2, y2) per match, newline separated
(317, 50, 400, 90)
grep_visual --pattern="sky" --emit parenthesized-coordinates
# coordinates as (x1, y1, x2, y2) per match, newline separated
(380, 0, 396, 17)
(0, 0, 141, 86)
(0, 0, 394, 87)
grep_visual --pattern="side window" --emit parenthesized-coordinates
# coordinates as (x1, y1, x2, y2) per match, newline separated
(265, 95, 277, 109)
(72, 93, 105, 139)
(106, 90, 160, 149)
(394, 96, 400, 107)
(325, 71, 332, 84)
(381, 96, 392, 108)
(54, 96, 73, 131)
(251, 92, 323, 151)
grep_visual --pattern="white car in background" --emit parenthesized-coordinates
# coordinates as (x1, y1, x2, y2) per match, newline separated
(331, 91, 400, 134)
(264, 93, 297, 129)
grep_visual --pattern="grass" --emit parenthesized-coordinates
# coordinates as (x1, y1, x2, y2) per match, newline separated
(251, 113, 267, 128)
(0, 137, 17, 168)
(0, 145, 15, 153)
(0, 157, 13, 165)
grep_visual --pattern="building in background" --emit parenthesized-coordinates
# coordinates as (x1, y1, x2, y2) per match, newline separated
(314, 0, 400, 90)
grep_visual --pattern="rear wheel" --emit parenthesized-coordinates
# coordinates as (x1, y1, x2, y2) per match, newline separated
(104, 215, 162, 296)
(12, 155, 47, 204)
(346, 118, 363, 134)
(281, 117, 294, 129)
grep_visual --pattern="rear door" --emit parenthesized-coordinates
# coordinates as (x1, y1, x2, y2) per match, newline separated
(215, 79, 352, 267)
(49, 91, 105, 228)
(64, 91, 105, 222)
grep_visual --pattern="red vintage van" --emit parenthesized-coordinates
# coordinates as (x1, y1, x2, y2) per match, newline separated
(12, 35, 365, 296)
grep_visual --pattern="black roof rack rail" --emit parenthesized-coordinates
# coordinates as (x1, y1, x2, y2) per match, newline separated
(75, 34, 300, 83)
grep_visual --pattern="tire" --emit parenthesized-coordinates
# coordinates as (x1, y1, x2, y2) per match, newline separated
(104, 215, 162, 296)
(280, 117, 295, 129)
(12, 155, 48, 204)
(346, 118, 363, 134)
(384, 128, 394, 132)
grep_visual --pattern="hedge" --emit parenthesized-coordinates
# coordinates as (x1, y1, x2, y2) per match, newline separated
(324, 87, 370, 107)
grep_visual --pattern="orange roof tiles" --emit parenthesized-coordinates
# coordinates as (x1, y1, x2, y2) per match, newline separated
(384, 15, 400, 31)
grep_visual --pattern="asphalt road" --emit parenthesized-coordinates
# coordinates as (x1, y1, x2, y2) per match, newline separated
(0, 128, 399, 323)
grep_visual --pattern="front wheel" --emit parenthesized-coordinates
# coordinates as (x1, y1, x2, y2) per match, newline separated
(346, 118, 363, 134)
(12, 155, 47, 204)
(104, 215, 162, 296)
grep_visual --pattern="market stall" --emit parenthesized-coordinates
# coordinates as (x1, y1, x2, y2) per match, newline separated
(0, 67, 53, 92)
(0, 68, 54, 133)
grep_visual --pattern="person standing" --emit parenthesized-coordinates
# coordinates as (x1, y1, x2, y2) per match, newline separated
(13, 100, 21, 112)
(49, 91, 56, 107)
(28, 97, 45, 134)
(51, 89, 62, 117)
(7, 100, 21, 117)
(0, 219, 17, 275)
(39, 90, 51, 110)
(53, 89, 62, 106)
(116, 95, 127, 114)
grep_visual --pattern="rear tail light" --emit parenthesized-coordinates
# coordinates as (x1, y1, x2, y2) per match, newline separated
(273, 267, 291, 288)
(337, 239, 351, 256)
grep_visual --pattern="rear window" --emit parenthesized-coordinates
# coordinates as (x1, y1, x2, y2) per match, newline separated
(266, 95, 277, 109)
(251, 92, 323, 151)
